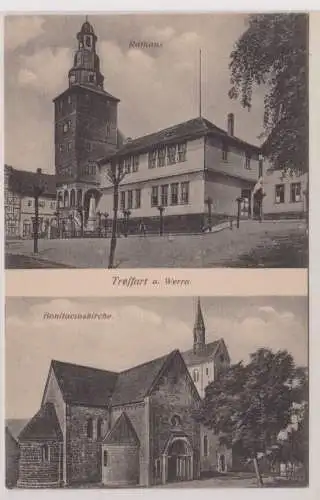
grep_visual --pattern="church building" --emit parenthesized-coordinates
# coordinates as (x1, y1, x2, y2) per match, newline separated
(182, 299, 232, 474)
(54, 19, 266, 236)
(14, 300, 232, 488)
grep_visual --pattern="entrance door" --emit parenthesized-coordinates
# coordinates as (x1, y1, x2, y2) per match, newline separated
(166, 439, 192, 482)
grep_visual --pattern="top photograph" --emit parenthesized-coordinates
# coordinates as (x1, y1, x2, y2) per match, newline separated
(4, 13, 308, 269)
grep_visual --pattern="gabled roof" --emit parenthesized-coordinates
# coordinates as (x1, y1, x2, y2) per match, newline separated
(5, 165, 56, 198)
(44, 349, 200, 410)
(5, 419, 29, 441)
(111, 350, 178, 406)
(182, 339, 222, 366)
(18, 403, 63, 442)
(97, 116, 261, 163)
(51, 360, 118, 407)
(103, 412, 140, 446)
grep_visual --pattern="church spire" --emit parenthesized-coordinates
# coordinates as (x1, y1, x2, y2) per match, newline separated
(68, 19, 105, 89)
(193, 297, 206, 354)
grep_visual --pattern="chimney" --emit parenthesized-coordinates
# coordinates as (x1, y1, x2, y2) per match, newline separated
(227, 113, 234, 136)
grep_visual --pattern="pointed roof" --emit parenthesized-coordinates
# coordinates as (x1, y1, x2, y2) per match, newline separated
(18, 403, 63, 442)
(111, 350, 178, 406)
(103, 412, 140, 446)
(182, 339, 224, 366)
(51, 360, 118, 407)
(194, 298, 205, 332)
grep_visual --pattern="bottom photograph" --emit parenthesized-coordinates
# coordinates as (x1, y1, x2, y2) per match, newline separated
(5, 296, 308, 489)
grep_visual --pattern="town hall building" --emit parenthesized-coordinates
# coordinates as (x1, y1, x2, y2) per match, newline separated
(54, 19, 291, 236)
(13, 300, 232, 488)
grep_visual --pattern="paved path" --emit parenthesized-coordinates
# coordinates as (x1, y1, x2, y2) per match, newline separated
(5, 220, 307, 269)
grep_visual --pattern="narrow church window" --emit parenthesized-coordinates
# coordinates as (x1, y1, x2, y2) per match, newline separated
(171, 414, 182, 426)
(41, 444, 50, 462)
(203, 435, 208, 457)
(193, 369, 199, 382)
(206, 367, 209, 376)
(87, 418, 93, 439)
(97, 418, 103, 439)
(103, 450, 108, 467)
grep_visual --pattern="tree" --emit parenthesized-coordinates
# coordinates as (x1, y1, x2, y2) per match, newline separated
(229, 14, 308, 173)
(194, 348, 307, 487)
(106, 158, 126, 269)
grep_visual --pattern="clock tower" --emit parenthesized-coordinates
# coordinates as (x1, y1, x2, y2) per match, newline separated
(53, 19, 120, 222)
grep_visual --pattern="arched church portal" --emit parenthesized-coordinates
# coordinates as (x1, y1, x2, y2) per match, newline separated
(162, 436, 193, 484)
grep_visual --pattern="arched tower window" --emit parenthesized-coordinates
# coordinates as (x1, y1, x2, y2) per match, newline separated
(63, 191, 69, 208)
(193, 369, 199, 382)
(70, 189, 76, 207)
(87, 418, 93, 439)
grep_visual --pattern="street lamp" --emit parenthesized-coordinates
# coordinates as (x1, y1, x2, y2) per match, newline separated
(205, 196, 213, 232)
(235, 196, 243, 229)
(157, 206, 165, 236)
(97, 210, 102, 238)
(32, 168, 47, 254)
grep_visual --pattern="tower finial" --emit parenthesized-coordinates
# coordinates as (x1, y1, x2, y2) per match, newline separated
(199, 49, 202, 118)
(85, 15, 88, 23)
(193, 297, 206, 354)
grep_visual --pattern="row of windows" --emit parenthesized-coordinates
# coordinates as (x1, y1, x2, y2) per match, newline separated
(275, 182, 302, 204)
(86, 417, 105, 440)
(148, 142, 187, 169)
(222, 142, 252, 170)
(120, 189, 141, 210)
(58, 142, 73, 153)
(58, 166, 73, 178)
(120, 155, 140, 174)
(26, 199, 56, 209)
(81, 164, 97, 176)
(151, 182, 189, 207)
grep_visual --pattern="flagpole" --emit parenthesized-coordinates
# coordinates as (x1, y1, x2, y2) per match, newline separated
(199, 49, 202, 117)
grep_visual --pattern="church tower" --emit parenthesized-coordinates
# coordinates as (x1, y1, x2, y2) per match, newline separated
(193, 298, 206, 355)
(53, 18, 120, 219)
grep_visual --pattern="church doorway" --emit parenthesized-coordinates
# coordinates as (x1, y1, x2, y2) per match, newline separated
(240, 188, 252, 218)
(164, 437, 193, 483)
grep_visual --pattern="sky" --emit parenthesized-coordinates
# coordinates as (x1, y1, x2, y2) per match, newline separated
(5, 296, 308, 419)
(4, 13, 266, 174)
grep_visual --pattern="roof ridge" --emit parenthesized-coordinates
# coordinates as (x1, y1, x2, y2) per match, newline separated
(118, 350, 176, 376)
(51, 359, 118, 376)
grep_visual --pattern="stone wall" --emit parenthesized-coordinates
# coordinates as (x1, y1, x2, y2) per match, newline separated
(149, 353, 201, 484)
(66, 404, 110, 484)
(102, 444, 139, 486)
(17, 441, 62, 487)
(110, 403, 149, 486)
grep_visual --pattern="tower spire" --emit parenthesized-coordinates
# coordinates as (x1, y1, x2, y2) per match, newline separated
(193, 297, 206, 354)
